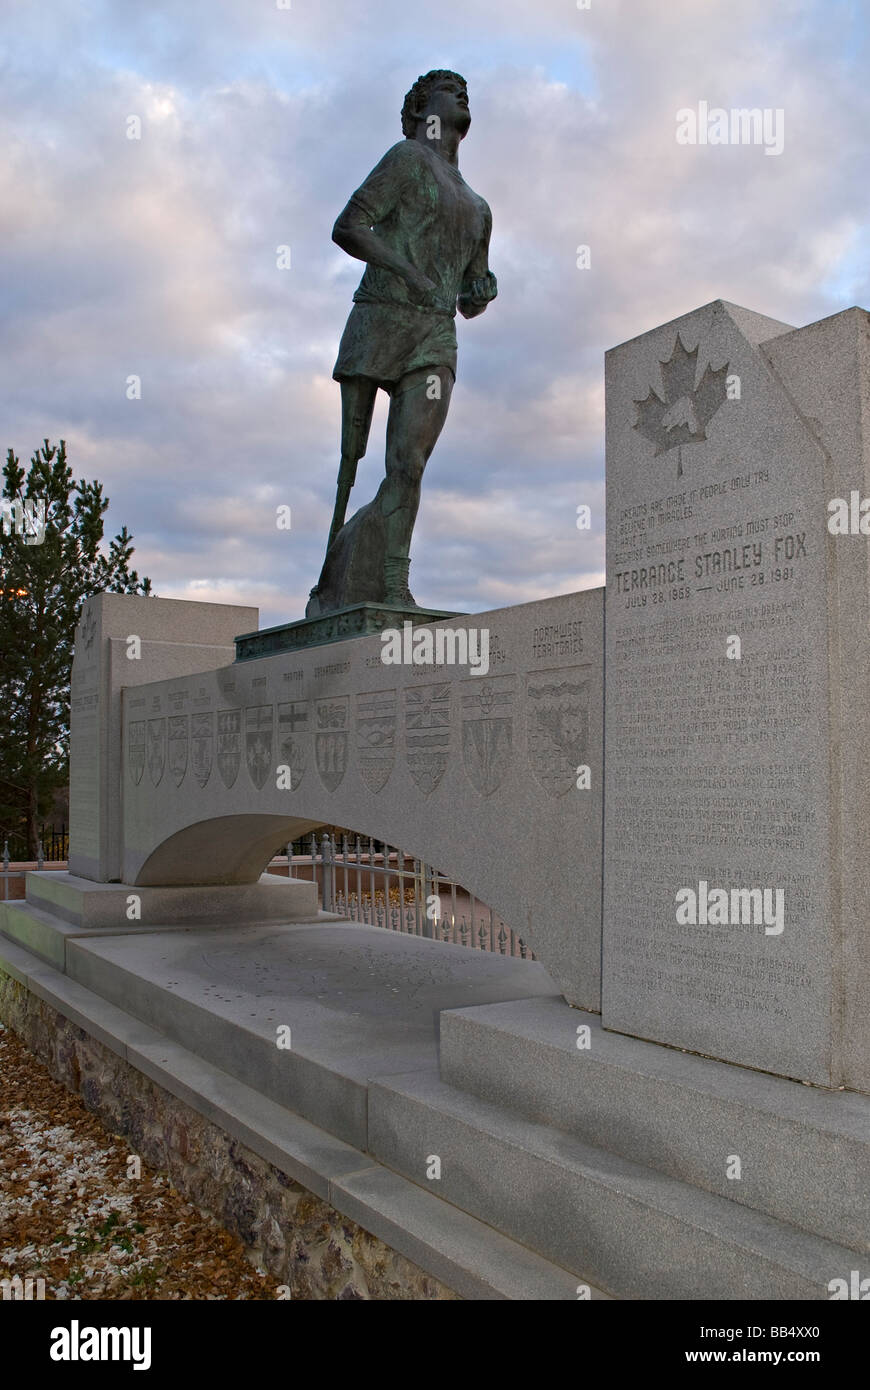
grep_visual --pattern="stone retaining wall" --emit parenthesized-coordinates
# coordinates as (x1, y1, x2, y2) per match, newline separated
(0, 968, 458, 1301)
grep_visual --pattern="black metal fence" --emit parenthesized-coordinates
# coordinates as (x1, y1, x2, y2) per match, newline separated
(0, 823, 68, 863)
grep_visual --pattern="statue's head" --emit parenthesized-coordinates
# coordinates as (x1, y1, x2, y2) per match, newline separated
(401, 70, 470, 140)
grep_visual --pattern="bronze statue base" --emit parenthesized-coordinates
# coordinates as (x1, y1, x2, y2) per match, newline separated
(234, 602, 464, 662)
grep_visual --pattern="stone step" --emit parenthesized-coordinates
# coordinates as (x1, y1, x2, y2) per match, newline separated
(368, 1068, 862, 1300)
(439, 997, 870, 1255)
(25, 869, 319, 928)
(0, 899, 196, 969)
(0, 895, 340, 971)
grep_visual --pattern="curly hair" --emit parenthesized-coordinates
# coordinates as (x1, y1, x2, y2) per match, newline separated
(401, 69, 467, 137)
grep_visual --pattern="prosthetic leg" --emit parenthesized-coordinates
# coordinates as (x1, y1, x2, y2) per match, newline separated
(326, 377, 378, 552)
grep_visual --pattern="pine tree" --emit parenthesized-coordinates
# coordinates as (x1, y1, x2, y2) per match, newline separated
(0, 440, 151, 858)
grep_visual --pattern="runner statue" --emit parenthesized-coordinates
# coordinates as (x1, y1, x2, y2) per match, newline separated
(306, 69, 497, 617)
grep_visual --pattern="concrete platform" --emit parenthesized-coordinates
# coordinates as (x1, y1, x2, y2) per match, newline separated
(62, 922, 560, 1149)
(2, 893, 864, 1299)
(0, 932, 588, 1300)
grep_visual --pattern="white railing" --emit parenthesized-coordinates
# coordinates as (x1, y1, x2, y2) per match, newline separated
(279, 833, 534, 960)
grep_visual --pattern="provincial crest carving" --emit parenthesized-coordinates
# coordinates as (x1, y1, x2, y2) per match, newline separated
(356, 689, 396, 793)
(191, 712, 213, 787)
(245, 705, 274, 790)
(146, 718, 166, 787)
(128, 720, 145, 785)
(461, 676, 515, 796)
(278, 700, 308, 789)
(315, 697, 349, 793)
(168, 715, 188, 787)
(526, 670, 589, 797)
(405, 682, 451, 794)
(217, 709, 241, 789)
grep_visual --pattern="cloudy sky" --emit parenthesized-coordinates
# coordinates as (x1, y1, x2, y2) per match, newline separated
(3, 0, 869, 628)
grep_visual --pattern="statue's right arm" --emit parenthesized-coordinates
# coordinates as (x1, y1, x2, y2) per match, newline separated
(332, 199, 437, 305)
(333, 198, 413, 277)
(331, 145, 439, 306)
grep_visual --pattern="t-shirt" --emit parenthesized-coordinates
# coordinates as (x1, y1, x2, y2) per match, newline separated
(332, 139, 492, 385)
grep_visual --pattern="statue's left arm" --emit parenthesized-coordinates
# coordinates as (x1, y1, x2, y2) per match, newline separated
(458, 204, 497, 320)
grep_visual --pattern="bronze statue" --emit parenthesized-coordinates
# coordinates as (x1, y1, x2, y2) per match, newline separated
(307, 70, 497, 617)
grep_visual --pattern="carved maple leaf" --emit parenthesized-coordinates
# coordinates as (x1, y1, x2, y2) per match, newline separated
(633, 335, 729, 474)
(80, 607, 96, 650)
